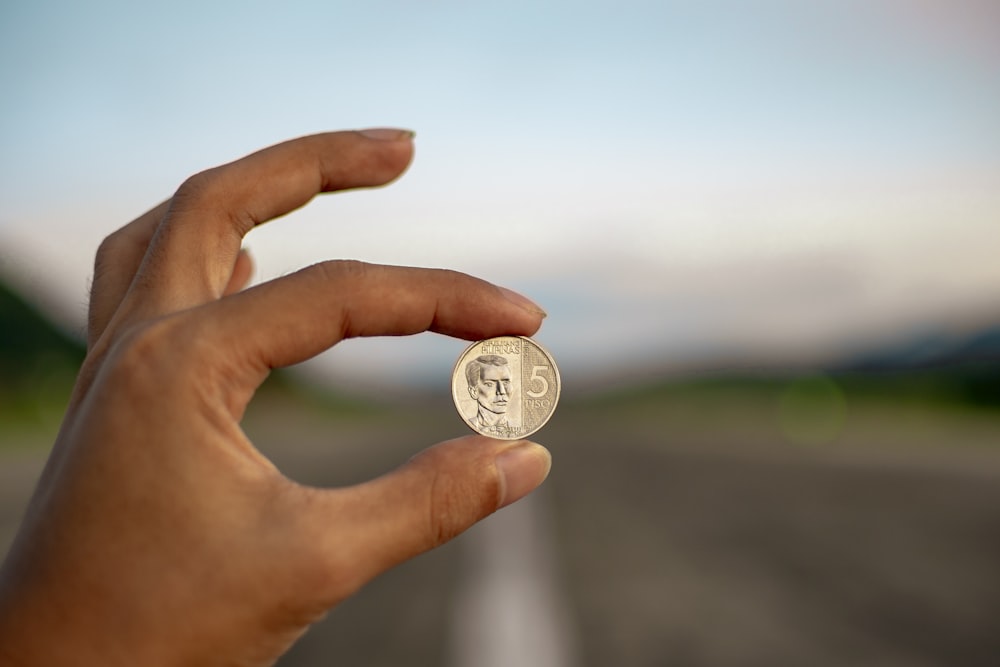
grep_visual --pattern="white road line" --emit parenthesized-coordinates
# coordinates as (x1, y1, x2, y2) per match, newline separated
(448, 490, 578, 667)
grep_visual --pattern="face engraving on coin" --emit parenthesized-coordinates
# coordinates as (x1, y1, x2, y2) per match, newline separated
(452, 336, 560, 440)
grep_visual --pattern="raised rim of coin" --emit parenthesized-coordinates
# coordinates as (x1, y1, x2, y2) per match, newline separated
(451, 335, 561, 440)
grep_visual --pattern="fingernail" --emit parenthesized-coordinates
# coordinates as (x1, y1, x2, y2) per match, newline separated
(498, 286, 548, 318)
(496, 442, 552, 509)
(358, 127, 416, 141)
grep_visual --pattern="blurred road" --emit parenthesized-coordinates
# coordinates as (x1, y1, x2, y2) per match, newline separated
(542, 403, 1000, 667)
(447, 491, 578, 667)
(2, 390, 999, 666)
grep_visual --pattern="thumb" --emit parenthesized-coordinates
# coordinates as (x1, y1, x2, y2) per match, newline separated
(309, 437, 552, 601)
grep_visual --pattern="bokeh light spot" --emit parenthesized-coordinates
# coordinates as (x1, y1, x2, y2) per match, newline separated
(777, 374, 847, 445)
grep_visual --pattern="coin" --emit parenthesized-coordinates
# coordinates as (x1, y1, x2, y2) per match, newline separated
(451, 336, 561, 440)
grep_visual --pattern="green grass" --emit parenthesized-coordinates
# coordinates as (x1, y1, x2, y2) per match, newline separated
(569, 367, 1000, 450)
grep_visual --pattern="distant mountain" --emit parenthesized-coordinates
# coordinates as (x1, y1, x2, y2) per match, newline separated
(0, 277, 85, 379)
(955, 327, 1000, 364)
(837, 321, 1000, 409)
(0, 277, 85, 418)
(844, 323, 1000, 371)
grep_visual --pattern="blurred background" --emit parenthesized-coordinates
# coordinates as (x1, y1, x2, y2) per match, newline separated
(2, 1, 999, 665)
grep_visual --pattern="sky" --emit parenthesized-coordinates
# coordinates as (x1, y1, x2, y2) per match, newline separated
(1, 0, 999, 392)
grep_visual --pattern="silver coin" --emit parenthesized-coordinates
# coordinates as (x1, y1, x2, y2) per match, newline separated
(451, 336, 561, 440)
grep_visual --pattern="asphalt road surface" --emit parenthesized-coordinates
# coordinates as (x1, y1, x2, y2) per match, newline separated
(2, 390, 999, 666)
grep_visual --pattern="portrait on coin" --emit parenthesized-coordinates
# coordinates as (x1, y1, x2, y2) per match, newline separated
(464, 354, 522, 435)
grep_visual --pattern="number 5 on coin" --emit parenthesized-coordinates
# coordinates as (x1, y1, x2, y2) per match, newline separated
(526, 366, 550, 398)
(451, 337, 561, 440)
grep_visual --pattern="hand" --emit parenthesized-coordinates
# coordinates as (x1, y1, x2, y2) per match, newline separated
(0, 130, 552, 665)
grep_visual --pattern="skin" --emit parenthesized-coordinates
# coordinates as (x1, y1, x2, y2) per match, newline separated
(0, 129, 552, 666)
(471, 364, 513, 425)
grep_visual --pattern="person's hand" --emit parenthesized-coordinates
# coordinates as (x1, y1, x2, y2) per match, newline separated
(0, 129, 552, 665)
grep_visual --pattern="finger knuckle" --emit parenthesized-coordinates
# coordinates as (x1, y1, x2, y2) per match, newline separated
(427, 478, 464, 546)
(105, 319, 185, 395)
(107, 316, 224, 395)
(94, 229, 124, 265)
(172, 168, 255, 238)
(94, 227, 139, 278)
(312, 259, 374, 284)
(173, 168, 219, 202)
